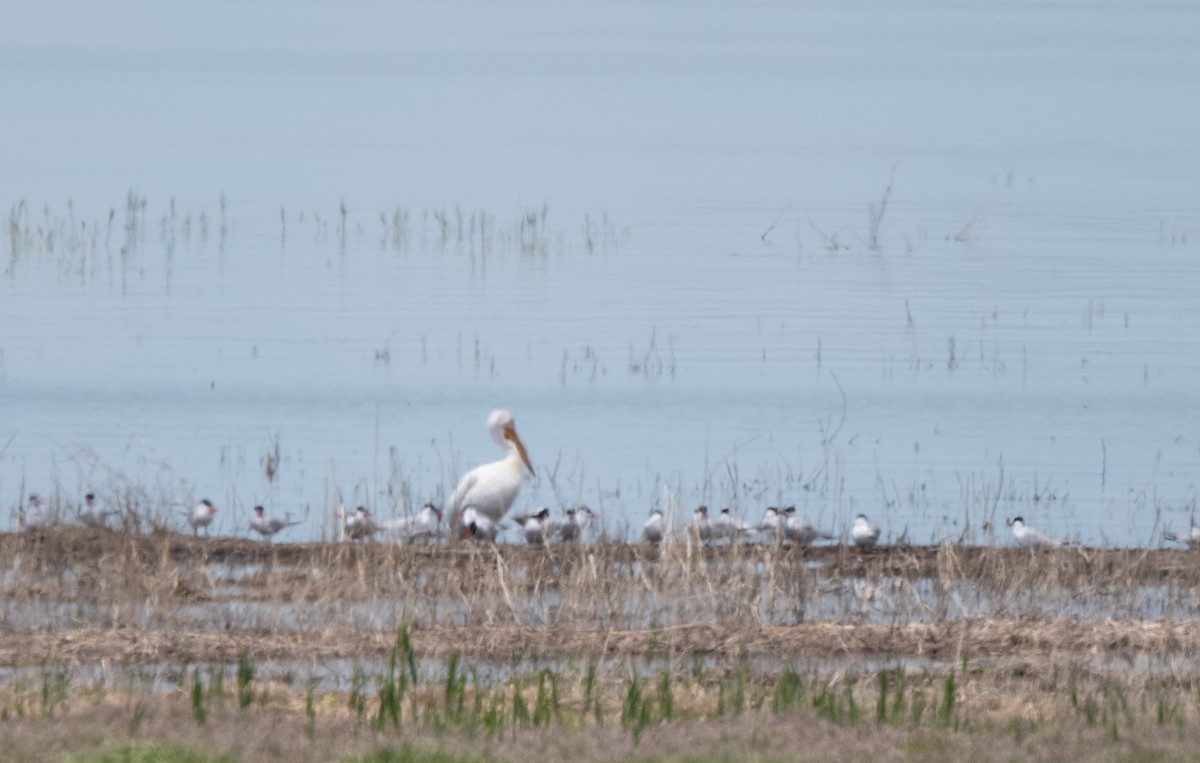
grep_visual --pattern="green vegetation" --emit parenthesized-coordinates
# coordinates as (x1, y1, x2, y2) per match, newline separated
(66, 744, 239, 763)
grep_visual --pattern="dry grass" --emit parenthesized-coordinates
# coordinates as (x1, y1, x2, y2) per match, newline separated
(1, 530, 1197, 645)
(3, 527, 1200, 761)
(0, 618, 1198, 666)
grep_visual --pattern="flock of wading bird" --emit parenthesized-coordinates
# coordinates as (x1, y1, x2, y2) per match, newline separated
(11, 409, 1200, 550)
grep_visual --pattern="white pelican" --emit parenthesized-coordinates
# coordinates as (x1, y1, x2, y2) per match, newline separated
(189, 499, 218, 536)
(780, 506, 835, 545)
(461, 506, 500, 542)
(381, 503, 443, 543)
(79, 493, 118, 529)
(714, 507, 754, 540)
(1007, 516, 1067, 548)
(447, 409, 535, 533)
(642, 510, 664, 544)
(692, 506, 713, 543)
(249, 505, 300, 540)
(1164, 526, 1200, 549)
(344, 506, 379, 541)
(851, 514, 882, 547)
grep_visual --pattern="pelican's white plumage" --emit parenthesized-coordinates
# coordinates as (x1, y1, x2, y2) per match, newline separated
(447, 409, 535, 528)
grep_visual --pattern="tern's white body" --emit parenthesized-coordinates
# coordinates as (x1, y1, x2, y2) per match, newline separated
(381, 504, 443, 542)
(1165, 527, 1200, 549)
(851, 514, 882, 547)
(189, 500, 218, 536)
(758, 507, 783, 533)
(643, 510, 664, 544)
(461, 507, 500, 542)
(692, 506, 713, 543)
(779, 508, 834, 545)
(553, 506, 596, 542)
(344, 506, 378, 541)
(447, 410, 535, 531)
(79, 494, 117, 529)
(250, 506, 300, 539)
(519, 508, 551, 544)
(1008, 517, 1065, 548)
(21, 494, 50, 531)
(714, 508, 753, 540)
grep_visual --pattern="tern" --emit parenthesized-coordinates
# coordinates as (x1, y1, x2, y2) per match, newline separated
(1164, 526, 1200, 549)
(554, 506, 597, 542)
(518, 507, 552, 544)
(249, 505, 301, 540)
(189, 499, 218, 536)
(714, 507, 754, 541)
(779, 506, 835, 546)
(380, 503, 443, 543)
(1007, 516, 1067, 548)
(692, 506, 713, 543)
(851, 514, 882, 547)
(447, 410, 535, 537)
(344, 506, 379, 541)
(20, 493, 50, 531)
(461, 506, 500, 542)
(758, 506, 785, 537)
(642, 510, 665, 544)
(79, 493, 118, 529)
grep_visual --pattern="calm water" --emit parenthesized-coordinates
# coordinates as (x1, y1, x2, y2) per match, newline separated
(1, 0, 1198, 545)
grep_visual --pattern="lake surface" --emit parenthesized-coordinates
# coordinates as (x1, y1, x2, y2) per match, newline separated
(1, 0, 1198, 545)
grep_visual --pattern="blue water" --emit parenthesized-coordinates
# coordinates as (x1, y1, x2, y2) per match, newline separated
(1, 0, 1198, 545)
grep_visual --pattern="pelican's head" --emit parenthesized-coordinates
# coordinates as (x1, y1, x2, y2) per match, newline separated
(488, 408, 535, 477)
